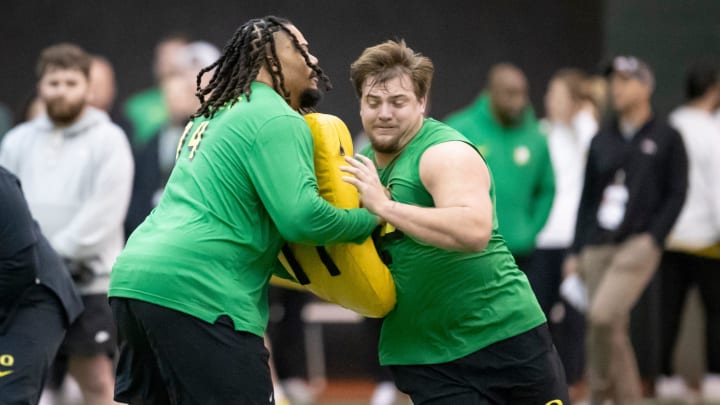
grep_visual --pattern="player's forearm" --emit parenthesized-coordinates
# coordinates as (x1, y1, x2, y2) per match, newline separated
(274, 196, 377, 245)
(376, 201, 491, 252)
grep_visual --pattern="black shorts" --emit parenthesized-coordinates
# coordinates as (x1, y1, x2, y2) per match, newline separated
(110, 298, 273, 405)
(58, 293, 116, 357)
(0, 285, 66, 405)
(389, 324, 569, 405)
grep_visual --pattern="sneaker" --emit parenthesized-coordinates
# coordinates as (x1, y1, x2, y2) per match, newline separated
(282, 378, 317, 405)
(37, 389, 57, 405)
(702, 374, 720, 403)
(274, 383, 291, 405)
(275, 394, 291, 405)
(371, 381, 398, 405)
(655, 375, 689, 401)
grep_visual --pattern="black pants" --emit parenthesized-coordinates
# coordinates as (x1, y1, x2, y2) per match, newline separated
(267, 286, 310, 380)
(525, 248, 586, 385)
(0, 285, 66, 405)
(389, 324, 569, 405)
(365, 317, 394, 383)
(523, 249, 563, 315)
(111, 298, 273, 405)
(659, 251, 720, 375)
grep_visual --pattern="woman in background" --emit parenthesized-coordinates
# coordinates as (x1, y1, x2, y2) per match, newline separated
(531, 68, 605, 403)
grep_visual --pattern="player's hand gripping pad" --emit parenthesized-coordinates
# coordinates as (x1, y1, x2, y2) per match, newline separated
(273, 113, 396, 318)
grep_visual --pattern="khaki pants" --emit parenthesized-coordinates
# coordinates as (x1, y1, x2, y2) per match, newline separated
(579, 234, 661, 405)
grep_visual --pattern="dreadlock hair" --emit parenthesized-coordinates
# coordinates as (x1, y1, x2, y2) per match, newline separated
(193, 16, 331, 118)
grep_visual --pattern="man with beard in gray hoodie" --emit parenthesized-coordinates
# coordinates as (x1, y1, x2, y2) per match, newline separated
(0, 43, 133, 405)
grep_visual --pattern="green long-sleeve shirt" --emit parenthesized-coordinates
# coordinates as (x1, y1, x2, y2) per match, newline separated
(109, 82, 377, 337)
(446, 93, 554, 257)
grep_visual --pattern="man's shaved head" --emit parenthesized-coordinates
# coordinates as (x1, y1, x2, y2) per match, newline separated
(487, 63, 529, 127)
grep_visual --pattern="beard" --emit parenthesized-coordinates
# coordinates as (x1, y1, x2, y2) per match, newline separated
(368, 133, 405, 154)
(45, 97, 86, 126)
(298, 87, 323, 111)
(370, 140, 400, 154)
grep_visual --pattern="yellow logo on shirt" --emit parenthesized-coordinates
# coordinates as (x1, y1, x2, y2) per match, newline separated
(0, 354, 14, 367)
(0, 354, 14, 378)
(379, 222, 396, 237)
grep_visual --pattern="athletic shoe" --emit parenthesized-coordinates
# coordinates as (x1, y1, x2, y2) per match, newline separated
(702, 374, 720, 403)
(282, 378, 317, 405)
(655, 374, 690, 401)
(371, 381, 398, 405)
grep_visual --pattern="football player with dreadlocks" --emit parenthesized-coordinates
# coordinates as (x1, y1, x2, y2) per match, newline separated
(108, 16, 379, 404)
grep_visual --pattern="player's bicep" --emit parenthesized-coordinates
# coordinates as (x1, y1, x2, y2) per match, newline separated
(419, 141, 491, 210)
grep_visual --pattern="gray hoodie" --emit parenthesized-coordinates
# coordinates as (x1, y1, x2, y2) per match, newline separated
(0, 107, 134, 295)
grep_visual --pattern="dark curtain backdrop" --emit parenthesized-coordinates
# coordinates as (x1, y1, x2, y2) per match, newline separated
(1, 0, 603, 134)
(0, 0, 603, 379)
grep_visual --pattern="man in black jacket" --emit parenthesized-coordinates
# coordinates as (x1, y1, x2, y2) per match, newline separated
(0, 166, 84, 404)
(563, 56, 688, 404)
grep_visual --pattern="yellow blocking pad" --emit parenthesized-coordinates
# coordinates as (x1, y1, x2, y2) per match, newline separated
(271, 113, 396, 318)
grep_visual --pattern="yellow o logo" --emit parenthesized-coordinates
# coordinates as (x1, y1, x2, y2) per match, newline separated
(0, 354, 14, 367)
(545, 400, 563, 405)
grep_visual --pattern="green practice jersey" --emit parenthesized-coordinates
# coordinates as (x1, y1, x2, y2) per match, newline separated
(110, 82, 377, 337)
(365, 118, 546, 365)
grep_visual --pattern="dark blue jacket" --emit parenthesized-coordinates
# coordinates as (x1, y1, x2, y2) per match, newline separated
(571, 116, 688, 252)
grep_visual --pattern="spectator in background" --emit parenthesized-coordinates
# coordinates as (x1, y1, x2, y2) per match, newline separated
(13, 91, 47, 126)
(0, 165, 84, 405)
(24, 97, 46, 122)
(42, 52, 123, 405)
(0, 43, 134, 405)
(533, 68, 600, 401)
(124, 41, 220, 236)
(655, 61, 720, 403)
(122, 33, 190, 148)
(583, 75, 610, 122)
(445, 63, 554, 270)
(535, 68, 598, 314)
(563, 55, 688, 404)
(89, 55, 117, 114)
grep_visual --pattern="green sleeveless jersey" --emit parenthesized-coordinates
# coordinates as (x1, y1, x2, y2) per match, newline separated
(109, 82, 377, 337)
(366, 118, 545, 365)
